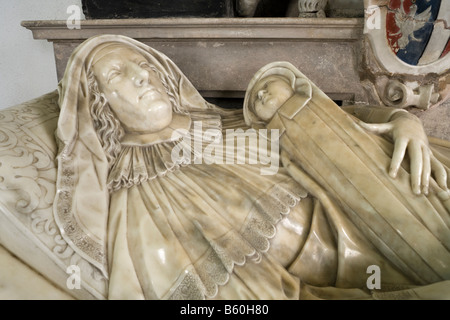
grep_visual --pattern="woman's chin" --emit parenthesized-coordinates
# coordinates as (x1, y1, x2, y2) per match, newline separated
(129, 114, 172, 134)
(150, 117, 172, 132)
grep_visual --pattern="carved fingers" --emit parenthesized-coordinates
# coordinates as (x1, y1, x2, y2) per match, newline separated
(407, 139, 427, 195)
(430, 155, 449, 192)
(389, 136, 407, 179)
(359, 112, 448, 196)
(421, 145, 431, 195)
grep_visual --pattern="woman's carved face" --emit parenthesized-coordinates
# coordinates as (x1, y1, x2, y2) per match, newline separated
(251, 75, 294, 122)
(92, 46, 173, 133)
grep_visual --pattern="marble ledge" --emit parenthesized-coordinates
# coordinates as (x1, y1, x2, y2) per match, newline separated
(21, 18, 365, 42)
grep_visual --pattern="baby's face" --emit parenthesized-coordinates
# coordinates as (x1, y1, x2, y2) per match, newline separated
(251, 75, 294, 122)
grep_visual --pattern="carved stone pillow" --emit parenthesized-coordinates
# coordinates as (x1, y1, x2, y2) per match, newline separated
(0, 91, 107, 299)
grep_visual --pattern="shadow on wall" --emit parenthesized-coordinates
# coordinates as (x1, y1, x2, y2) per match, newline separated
(81, 0, 364, 18)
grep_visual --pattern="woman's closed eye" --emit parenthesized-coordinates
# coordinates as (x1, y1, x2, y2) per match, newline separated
(138, 61, 151, 69)
(107, 69, 121, 83)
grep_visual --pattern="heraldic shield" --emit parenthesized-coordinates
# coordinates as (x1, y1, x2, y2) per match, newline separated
(387, 0, 449, 66)
(363, 0, 449, 110)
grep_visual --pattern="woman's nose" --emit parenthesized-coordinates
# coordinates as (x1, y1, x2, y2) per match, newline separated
(132, 66, 150, 87)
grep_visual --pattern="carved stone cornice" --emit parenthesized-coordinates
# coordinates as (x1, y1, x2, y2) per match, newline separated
(22, 18, 364, 41)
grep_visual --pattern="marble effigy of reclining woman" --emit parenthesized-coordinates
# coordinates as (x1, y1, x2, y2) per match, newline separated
(0, 34, 449, 300)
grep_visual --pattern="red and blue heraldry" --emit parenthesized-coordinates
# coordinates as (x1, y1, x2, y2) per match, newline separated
(386, 0, 449, 65)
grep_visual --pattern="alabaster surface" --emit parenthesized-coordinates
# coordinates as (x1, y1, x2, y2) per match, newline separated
(0, 92, 107, 299)
(0, 34, 449, 300)
(0, 245, 73, 300)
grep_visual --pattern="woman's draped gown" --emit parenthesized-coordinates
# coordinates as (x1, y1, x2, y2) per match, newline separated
(105, 107, 450, 300)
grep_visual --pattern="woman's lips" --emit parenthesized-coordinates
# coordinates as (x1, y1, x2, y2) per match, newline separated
(139, 88, 159, 100)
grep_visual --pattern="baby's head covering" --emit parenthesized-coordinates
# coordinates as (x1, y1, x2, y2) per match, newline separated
(243, 61, 312, 127)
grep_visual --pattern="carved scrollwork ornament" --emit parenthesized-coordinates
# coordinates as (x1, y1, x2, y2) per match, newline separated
(297, 0, 328, 17)
(383, 79, 440, 109)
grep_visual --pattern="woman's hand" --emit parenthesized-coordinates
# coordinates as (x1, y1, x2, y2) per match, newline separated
(359, 111, 448, 195)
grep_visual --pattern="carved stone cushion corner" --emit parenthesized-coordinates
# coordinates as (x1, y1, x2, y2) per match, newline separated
(0, 91, 107, 300)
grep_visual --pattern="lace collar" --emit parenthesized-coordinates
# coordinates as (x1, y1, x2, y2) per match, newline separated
(107, 110, 222, 192)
